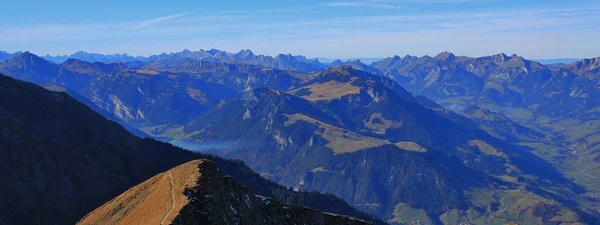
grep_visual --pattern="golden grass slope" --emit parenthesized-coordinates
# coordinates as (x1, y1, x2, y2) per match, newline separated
(468, 139, 508, 159)
(395, 142, 427, 152)
(77, 160, 203, 225)
(78, 160, 372, 225)
(290, 78, 361, 101)
(284, 113, 390, 154)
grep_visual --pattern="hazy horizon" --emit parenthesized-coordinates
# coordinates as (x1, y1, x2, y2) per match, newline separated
(2, 0, 599, 59)
(1, 48, 589, 63)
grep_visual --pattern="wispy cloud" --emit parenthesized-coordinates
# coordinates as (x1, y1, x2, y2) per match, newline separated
(374, 0, 477, 3)
(133, 12, 190, 29)
(324, 2, 404, 9)
(322, 0, 476, 9)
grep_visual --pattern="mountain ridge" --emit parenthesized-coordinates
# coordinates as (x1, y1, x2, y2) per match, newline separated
(3, 49, 595, 78)
(78, 159, 372, 225)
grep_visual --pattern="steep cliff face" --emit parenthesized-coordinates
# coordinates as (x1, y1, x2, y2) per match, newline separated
(79, 160, 370, 225)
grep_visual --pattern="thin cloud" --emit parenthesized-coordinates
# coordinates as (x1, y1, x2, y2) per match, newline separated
(133, 12, 190, 29)
(324, 2, 404, 9)
(372, 0, 477, 3)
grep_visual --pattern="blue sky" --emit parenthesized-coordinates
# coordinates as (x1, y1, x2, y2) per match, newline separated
(1, 0, 599, 59)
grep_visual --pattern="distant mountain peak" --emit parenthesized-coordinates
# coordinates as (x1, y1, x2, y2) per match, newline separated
(21, 51, 35, 56)
(491, 53, 511, 63)
(324, 65, 358, 75)
(435, 51, 456, 61)
(499, 54, 549, 71)
(276, 53, 293, 58)
(236, 49, 255, 60)
(346, 59, 362, 64)
(15, 51, 50, 65)
(370, 55, 404, 69)
(507, 54, 528, 64)
(207, 49, 223, 55)
(578, 57, 600, 65)
(274, 53, 297, 62)
(387, 55, 402, 63)
(566, 56, 600, 73)
(331, 59, 344, 64)
(62, 58, 88, 65)
(237, 49, 254, 54)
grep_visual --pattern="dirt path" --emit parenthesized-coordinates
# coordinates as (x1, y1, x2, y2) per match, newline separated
(160, 172, 175, 225)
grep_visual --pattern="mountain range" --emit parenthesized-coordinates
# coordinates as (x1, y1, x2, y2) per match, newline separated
(371, 52, 600, 206)
(38, 49, 326, 73)
(173, 66, 592, 224)
(0, 73, 382, 225)
(0, 51, 22, 62)
(1, 50, 599, 224)
(0, 52, 306, 129)
(0, 48, 582, 71)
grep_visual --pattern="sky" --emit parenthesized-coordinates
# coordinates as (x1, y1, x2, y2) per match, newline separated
(1, 0, 599, 59)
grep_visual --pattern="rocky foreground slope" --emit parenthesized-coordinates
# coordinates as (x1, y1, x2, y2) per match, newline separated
(78, 160, 369, 225)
